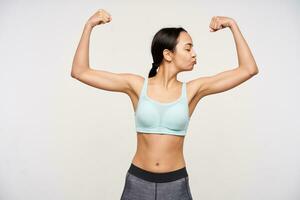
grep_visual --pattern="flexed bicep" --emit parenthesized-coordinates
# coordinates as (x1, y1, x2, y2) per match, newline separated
(72, 68, 138, 94)
(196, 67, 257, 97)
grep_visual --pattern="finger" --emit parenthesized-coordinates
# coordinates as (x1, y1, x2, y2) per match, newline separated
(214, 17, 220, 29)
(216, 21, 221, 29)
(209, 16, 217, 32)
(97, 9, 103, 15)
(209, 25, 216, 32)
(218, 22, 224, 29)
(101, 17, 108, 23)
(210, 16, 215, 29)
(209, 25, 215, 32)
(217, 18, 224, 29)
(209, 19, 213, 28)
(98, 11, 103, 18)
(209, 18, 214, 30)
(209, 24, 215, 31)
(212, 20, 217, 30)
(105, 16, 112, 22)
(211, 17, 215, 25)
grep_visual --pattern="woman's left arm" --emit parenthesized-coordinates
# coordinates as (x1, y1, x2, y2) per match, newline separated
(228, 18, 259, 74)
(192, 16, 259, 97)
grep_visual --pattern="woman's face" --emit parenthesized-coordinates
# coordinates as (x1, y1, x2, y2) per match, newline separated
(172, 31, 197, 71)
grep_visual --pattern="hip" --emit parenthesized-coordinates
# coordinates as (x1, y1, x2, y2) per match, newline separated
(120, 163, 193, 200)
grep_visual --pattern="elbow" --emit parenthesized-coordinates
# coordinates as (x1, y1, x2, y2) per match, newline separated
(240, 64, 259, 76)
(71, 71, 77, 79)
(70, 66, 76, 78)
(251, 69, 259, 76)
(70, 68, 82, 79)
(247, 66, 259, 76)
(249, 70, 259, 76)
(70, 66, 89, 79)
(71, 70, 81, 79)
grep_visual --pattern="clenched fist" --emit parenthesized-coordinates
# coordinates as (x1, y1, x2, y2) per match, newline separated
(86, 9, 112, 28)
(209, 16, 236, 32)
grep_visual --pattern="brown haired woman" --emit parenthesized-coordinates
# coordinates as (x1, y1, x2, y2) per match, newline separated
(71, 9, 259, 200)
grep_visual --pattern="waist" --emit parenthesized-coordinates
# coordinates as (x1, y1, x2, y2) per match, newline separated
(127, 162, 188, 183)
(134, 133, 185, 172)
(132, 152, 185, 172)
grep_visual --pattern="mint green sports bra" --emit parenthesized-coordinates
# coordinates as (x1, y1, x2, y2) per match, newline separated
(134, 77, 190, 136)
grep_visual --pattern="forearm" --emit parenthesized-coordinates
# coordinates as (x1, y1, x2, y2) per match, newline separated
(71, 23, 93, 77)
(230, 21, 259, 75)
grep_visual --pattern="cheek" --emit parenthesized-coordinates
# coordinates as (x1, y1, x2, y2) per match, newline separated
(175, 53, 189, 63)
(175, 58, 191, 69)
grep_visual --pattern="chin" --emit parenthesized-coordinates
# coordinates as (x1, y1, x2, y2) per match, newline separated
(186, 67, 193, 72)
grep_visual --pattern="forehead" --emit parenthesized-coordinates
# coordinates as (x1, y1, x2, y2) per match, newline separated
(177, 32, 193, 46)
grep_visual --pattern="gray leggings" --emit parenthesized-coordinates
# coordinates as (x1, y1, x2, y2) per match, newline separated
(120, 163, 193, 200)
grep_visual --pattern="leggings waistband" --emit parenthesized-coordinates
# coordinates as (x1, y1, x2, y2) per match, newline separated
(128, 163, 188, 183)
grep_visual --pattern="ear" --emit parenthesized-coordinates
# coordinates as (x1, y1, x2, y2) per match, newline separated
(162, 49, 174, 62)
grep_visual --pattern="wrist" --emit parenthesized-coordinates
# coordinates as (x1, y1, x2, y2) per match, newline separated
(84, 22, 94, 29)
(229, 20, 237, 29)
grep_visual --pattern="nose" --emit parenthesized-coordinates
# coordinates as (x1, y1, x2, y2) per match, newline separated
(192, 53, 197, 60)
(192, 49, 197, 58)
(192, 52, 197, 63)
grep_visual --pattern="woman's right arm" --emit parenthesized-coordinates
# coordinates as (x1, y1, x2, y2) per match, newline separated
(70, 23, 93, 76)
(70, 9, 139, 94)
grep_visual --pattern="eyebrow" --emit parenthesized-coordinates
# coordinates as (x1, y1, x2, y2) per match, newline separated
(184, 43, 193, 47)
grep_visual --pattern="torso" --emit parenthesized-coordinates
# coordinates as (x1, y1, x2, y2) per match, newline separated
(126, 76, 203, 173)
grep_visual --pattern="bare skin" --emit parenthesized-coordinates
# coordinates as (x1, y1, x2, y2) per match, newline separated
(129, 76, 200, 173)
(132, 133, 186, 172)
(71, 9, 259, 173)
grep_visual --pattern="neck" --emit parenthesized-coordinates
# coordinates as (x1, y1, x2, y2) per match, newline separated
(151, 63, 180, 90)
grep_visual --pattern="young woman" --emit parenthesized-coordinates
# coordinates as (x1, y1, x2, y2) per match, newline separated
(71, 9, 259, 200)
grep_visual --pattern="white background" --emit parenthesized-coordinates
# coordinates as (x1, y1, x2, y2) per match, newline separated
(1, 0, 299, 199)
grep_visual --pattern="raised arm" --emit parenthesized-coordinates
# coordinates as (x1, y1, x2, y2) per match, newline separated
(191, 16, 259, 98)
(70, 9, 136, 94)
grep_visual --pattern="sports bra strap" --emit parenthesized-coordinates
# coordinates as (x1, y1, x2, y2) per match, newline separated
(141, 77, 187, 99)
(140, 77, 148, 97)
